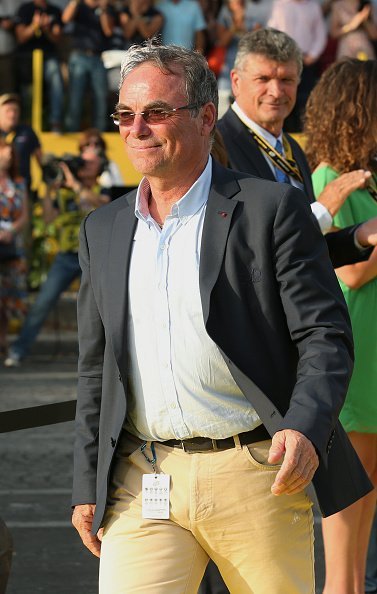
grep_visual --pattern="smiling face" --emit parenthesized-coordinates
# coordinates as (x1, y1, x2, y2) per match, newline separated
(117, 62, 216, 185)
(231, 53, 300, 136)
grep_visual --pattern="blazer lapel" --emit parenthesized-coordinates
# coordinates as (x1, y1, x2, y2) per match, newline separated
(107, 193, 137, 371)
(223, 109, 276, 181)
(200, 162, 240, 324)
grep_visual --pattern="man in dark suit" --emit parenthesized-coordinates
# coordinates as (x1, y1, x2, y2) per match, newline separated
(72, 41, 371, 593)
(217, 28, 377, 270)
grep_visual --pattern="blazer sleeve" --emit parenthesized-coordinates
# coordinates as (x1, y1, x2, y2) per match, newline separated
(272, 187, 354, 459)
(325, 226, 373, 268)
(72, 215, 105, 507)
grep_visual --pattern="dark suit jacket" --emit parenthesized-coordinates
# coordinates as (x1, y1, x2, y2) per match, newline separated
(73, 161, 372, 534)
(217, 107, 373, 268)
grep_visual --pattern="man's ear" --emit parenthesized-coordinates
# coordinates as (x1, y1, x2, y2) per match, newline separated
(201, 102, 217, 136)
(230, 69, 240, 98)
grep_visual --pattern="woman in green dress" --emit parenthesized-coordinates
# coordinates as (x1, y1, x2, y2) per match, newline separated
(304, 58, 377, 594)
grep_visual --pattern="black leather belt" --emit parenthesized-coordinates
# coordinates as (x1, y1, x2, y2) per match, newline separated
(162, 425, 270, 453)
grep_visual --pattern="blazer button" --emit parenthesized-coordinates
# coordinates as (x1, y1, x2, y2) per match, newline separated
(118, 373, 122, 382)
(111, 438, 116, 448)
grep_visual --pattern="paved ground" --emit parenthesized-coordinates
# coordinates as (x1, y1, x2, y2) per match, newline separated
(0, 314, 326, 593)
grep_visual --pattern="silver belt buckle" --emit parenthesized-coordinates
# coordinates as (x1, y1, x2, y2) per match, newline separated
(181, 438, 219, 453)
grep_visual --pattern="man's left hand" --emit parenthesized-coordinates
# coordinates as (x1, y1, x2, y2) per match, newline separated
(268, 429, 319, 496)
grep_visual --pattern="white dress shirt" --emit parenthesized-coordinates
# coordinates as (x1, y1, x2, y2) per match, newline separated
(231, 102, 333, 233)
(124, 157, 261, 441)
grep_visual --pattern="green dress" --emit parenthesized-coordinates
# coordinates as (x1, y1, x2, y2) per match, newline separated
(312, 166, 377, 433)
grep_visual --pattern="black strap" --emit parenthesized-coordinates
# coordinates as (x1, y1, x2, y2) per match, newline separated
(0, 400, 76, 433)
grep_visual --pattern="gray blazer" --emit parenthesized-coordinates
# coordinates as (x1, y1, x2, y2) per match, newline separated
(73, 162, 372, 534)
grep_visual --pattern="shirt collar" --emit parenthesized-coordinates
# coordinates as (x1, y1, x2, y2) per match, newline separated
(135, 156, 212, 226)
(231, 101, 283, 147)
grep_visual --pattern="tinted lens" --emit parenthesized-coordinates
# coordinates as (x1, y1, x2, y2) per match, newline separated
(144, 109, 169, 123)
(112, 109, 170, 126)
(112, 112, 134, 126)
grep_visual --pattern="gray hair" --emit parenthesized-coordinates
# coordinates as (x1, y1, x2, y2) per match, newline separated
(234, 28, 303, 77)
(119, 40, 219, 117)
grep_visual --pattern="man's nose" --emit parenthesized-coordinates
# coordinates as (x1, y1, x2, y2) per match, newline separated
(129, 113, 151, 137)
(267, 79, 285, 97)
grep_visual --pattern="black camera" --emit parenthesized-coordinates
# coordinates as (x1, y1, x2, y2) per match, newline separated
(41, 153, 85, 186)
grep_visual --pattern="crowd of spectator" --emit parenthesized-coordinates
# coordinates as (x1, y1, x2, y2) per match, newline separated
(0, 0, 376, 132)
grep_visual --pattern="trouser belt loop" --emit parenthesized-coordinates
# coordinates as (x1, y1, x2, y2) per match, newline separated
(233, 435, 242, 450)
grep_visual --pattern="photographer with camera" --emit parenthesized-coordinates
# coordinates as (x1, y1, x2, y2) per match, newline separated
(4, 150, 110, 368)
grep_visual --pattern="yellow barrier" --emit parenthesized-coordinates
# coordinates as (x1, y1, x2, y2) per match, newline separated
(30, 50, 142, 192)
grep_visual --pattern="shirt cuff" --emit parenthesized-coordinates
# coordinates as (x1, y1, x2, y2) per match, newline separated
(311, 201, 333, 234)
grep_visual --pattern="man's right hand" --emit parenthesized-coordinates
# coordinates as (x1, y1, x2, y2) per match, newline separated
(72, 504, 103, 557)
(317, 169, 371, 217)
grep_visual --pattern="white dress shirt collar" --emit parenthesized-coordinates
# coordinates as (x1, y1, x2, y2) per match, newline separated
(231, 101, 283, 147)
(135, 157, 213, 228)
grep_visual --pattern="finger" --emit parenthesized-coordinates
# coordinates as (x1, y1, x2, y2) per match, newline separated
(271, 448, 315, 494)
(81, 531, 102, 557)
(267, 434, 286, 464)
(72, 515, 101, 557)
(278, 459, 317, 495)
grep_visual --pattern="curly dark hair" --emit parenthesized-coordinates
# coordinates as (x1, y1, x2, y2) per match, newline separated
(304, 59, 377, 173)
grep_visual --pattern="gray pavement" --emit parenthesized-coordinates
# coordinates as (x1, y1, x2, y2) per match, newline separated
(0, 302, 326, 593)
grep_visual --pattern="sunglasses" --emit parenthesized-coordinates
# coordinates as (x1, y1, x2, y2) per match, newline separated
(110, 104, 201, 127)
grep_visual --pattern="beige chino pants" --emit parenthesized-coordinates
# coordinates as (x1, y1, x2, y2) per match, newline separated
(100, 431, 315, 594)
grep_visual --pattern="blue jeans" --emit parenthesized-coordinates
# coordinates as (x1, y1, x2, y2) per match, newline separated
(11, 252, 81, 360)
(366, 510, 377, 592)
(65, 51, 108, 132)
(44, 56, 64, 127)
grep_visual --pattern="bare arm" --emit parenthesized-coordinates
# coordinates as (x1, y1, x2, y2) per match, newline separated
(336, 246, 377, 289)
(120, 11, 163, 40)
(98, 0, 114, 37)
(331, 4, 371, 37)
(15, 13, 43, 44)
(62, 0, 80, 24)
(316, 169, 371, 217)
(59, 162, 110, 209)
(40, 15, 62, 44)
(136, 13, 163, 38)
(356, 216, 377, 247)
(42, 187, 59, 224)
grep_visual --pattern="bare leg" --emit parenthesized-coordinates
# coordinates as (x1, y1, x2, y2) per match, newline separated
(322, 432, 377, 594)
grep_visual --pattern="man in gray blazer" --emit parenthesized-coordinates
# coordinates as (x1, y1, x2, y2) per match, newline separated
(72, 41, 371, 594)
(217, 28, 377, 270)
